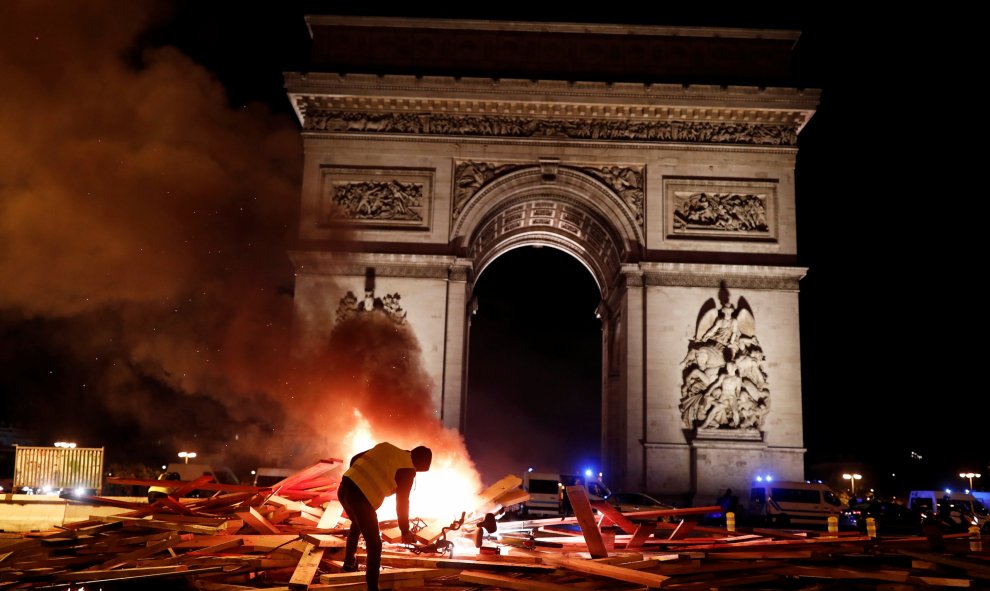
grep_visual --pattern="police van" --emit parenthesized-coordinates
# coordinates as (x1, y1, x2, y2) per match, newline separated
(748, 480, 842, 527)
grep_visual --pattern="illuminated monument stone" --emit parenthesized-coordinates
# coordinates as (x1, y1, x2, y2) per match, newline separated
(285, 17, 819, 501)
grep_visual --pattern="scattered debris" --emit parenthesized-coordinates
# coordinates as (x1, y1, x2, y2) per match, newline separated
(1, 461, 987, 590)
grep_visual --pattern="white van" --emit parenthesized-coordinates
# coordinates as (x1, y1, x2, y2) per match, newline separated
(748, 481, 842, 527)
(253, 467, 295, 488)
(520, 472, 563, 517)
(908, 490, 989, 532)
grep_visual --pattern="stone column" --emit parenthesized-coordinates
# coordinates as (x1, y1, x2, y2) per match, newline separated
(605, 265, 646, 492)
(441, 259, 472, 430)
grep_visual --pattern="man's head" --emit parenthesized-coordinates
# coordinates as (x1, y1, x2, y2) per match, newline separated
(411, 446, 432, 472)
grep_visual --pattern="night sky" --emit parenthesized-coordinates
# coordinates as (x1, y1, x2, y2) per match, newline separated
(0, 3, 982, 494)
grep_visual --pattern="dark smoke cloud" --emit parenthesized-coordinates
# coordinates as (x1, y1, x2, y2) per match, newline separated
(0, 2, 481, 491)
(0, 1, 303, 472)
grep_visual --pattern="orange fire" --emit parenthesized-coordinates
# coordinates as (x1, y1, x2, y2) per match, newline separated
(340, 410, 484, 524)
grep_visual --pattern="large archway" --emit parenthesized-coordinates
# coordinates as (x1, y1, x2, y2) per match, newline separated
(464, 246, 601, 485)
(287, 20, 817, 496)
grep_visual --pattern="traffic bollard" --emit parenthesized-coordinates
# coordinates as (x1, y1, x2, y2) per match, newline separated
(970, 526, 983, 553)
(866, 517, 877, 539)
(726, 512, 736, 532)
(827, 516, 838, 536)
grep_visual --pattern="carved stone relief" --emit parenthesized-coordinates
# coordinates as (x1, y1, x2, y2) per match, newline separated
(665, 178, 776, 241)
(306, 110, 799, 146)
(583, 165, 644, 227)
(452, 161, 524, 218)
(330, 180, 424, 221)
(453, 160, 645, 229)
(335, 289, 407, 325)
(319, 166, 433, 229)
(679, 286, 770, 434)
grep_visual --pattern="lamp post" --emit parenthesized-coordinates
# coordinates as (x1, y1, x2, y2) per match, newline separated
(960, 472, 981, 490)
(178, 451, 197, 464)
(843, 473, 862, 495)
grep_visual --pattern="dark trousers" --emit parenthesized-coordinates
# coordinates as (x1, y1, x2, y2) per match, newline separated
(337, 476, 383, 591)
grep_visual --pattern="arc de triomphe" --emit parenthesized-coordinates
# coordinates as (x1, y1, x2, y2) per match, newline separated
(284, 17, 819, 499)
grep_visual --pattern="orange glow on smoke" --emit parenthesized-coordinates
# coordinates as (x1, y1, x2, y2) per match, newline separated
(341, 410, 483, 524)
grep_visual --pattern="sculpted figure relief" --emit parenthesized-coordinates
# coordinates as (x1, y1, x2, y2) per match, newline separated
(306, 110, 799, 146)
(679, 288, 770, 432)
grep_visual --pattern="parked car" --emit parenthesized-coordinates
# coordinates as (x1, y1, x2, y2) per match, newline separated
(606, 492, 674, 513)
(840, 499, 921, 535)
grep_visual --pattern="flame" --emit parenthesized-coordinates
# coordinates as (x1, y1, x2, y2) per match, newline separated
(339, 410, 483, 524)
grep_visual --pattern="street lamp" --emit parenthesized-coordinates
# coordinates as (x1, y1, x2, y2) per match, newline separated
(178, 451, 197, 464)
(960, 472, 981, 490)
(843, 473, 862, 495)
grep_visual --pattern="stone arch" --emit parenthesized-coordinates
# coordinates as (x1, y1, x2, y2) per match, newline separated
(452, 166, 643, 296)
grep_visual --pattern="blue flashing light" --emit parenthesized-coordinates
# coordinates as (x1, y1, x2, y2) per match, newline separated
(945, 488, 952, 494)
(766, 475, 773, 482)
(527, 467, 534, 473)
(585, 468, 593, 478)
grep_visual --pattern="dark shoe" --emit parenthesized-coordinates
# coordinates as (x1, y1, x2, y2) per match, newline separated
(341, 561, 358, 572)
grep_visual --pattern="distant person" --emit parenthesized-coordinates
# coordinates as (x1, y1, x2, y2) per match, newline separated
(337, 442, 432, 591)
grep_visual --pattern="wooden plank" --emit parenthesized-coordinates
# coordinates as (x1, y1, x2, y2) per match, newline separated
(459, 569, 576, 591)
(590, 501, 637, 534)
(540, 554, 670, 588)
(667, 519, 697, 540)
(317, 500, 344, 529)
(92, 533, 182, 570)
(379, 555, 555, 573)
(625, 522, 656, 550)
(895, 549, 990, 579)
(267, 494, 324, 517)
(910, 575, 972, 587)
(288, 543, 326, 590)
(236, 506, 282, 535)
(564, 485, 608, 559)
(300, 533, 346, 548)
(94, 515, 228, 535)
(492, 488, 530, 509)
(319, 567, 458, 585)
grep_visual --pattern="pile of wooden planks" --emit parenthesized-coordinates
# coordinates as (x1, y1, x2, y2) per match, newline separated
(1, 465, 988, 590)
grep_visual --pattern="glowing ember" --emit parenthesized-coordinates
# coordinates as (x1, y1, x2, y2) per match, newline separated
(339, 410, 484, 524)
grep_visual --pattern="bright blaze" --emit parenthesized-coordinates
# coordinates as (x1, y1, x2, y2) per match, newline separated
(340, 410, 484, 524)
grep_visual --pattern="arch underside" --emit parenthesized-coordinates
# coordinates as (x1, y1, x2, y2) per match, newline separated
(457, 166, 639, 297)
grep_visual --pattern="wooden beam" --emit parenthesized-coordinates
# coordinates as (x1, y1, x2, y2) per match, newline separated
(540, 554, 670, 588)
(235, 507, 282, 535)
(564, 485, 608, 559)
(460, 569, 576, 591)
(590, 501, 637, 534)
(667, 519, 697, 540)
(317, 500, 343, 529)
(288, 543, 326, 590)
(625, 522, 656, 550)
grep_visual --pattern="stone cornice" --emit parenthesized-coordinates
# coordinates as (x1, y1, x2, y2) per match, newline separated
(290, 250, 463, 279)
(638, 262, 808, 290)
(306, 16, 801, 41)
(286, 73, 820, 113)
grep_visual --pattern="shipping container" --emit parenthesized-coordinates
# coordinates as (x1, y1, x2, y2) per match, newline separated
(12, 445, 104, 494)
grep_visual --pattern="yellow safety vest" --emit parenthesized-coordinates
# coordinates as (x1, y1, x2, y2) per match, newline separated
(344, 442, 415, 508)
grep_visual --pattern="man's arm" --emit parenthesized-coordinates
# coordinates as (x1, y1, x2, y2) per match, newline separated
(395, 468, 416, 542)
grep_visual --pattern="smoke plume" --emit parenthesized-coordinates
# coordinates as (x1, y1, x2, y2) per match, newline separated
(0, 1, 481, 493)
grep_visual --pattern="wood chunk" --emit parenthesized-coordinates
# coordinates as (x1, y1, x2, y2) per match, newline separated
(459, 569, 576, 591)
(626, 521, 656, 550)
(288, 543, 325, 590)
(668, 519, 697, 540)
(564, 485, 608, 559)
(317, 500, 344, 530)
(235, 507, 282, 535)
(300, 533, 346, 548)
(590, 501, 637, 534)
(540, 554, 670, 588)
